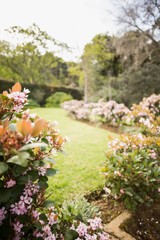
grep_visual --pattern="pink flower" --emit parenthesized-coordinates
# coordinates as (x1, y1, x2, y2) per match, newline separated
(120, 189, 125, 194)
(48, 212, 58, 225)
(23, 181, 39, 196)
(88, 217, 102, 230)
(0, 207, 7, 225)
(13, 221, 23, 233)
(32, 210, 40, 219)
(10, 201, 27, 215)
(42, 225, 51, 234)
(37, 166, 48, 176)
(76, 222, 88, 237)
(5, 179, 16, 188)
(8, 88, 30, 112)
(19, 195, 32, 205)
(150, 150, 157, 159)
(33, 230, 43, 238)
(114, 171, 122, 177)
(98, 232, 109, 240)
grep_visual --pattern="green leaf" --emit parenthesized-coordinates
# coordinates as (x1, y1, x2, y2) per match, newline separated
(43, 200, 55, 208)
(16, 175, 29, 185)
(13, 165, 27, 177)
(0, 162, 8, 175)
(11, 185, 23, 202)
(64, 229, 79, 240)
(38, 176, 48, 188)
(0, 189, 11, 203)
(46, 168, 57, 176)
(28, 170, 39, 181)
(43, 157, 56, 164)
(19, 142, 48, 151)
(7, 152, 29, 167)
(149, 178, 156, 182)
(125, 191, 133, 197)
(39, 213, 48, 221)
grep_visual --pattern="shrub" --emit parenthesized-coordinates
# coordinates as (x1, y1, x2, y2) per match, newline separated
(45, 92, 73, 108)
(61, 196, 100, 223)
(26, 98, 40, 108)
(0, 82, 108, 239)
(62, 99, 130, 126)
(124, 94, 160, 136)
(102, 133, 160, 210)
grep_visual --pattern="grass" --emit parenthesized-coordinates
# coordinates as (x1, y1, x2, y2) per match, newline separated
(32, 108, 117, 204)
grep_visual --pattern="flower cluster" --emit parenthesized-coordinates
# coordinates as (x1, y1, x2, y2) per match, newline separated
(62, 100, 130, 126)
(0, 83, 108, 239)
(124, 94, 160, 136)
(71, 217, 109, 240)
(2, 82, 30, 112)
(139, 94, 160, 116)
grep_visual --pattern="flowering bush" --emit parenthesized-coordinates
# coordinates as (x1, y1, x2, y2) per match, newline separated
(102, 133, 160, 209)
(124, 94, 160, 136)
(0, 83, 108, 239)
(62, 100, 130, 126)
(139, 94, 160, 116)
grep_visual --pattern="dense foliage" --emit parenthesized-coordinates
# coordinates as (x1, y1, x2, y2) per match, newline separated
(0, 83, 108, 239)
(45, 92, 73, 108)
(103, 94, 160, 209)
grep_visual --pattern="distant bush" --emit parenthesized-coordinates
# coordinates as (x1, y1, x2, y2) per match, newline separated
(26, 98, 40, 108)
(45, 92, 73, 107)
(124, 93, 160, 136)
(62, 99, 130, 126)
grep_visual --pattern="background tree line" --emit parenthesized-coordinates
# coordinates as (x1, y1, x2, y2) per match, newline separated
(0, 0, 159, 107)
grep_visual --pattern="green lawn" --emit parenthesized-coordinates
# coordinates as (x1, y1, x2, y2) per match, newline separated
(33, 108, 117, 204)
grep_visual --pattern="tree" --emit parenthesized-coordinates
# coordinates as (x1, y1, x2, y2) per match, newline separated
(0, 24, 69, 85)
(66, 62, 84, 87)
(82, 34, 121, 101)
(108, 1, 160, 105)
(116, 0, 160, 46)
(114, 0, 160, 67)
(112, 62, 160, 107)
(113, 30, 160, 69)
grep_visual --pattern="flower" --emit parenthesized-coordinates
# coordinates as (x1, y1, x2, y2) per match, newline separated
(88, 217, 102, 230)
(75, 222, 88, 237)
(13, 221, 23, 233)
(120, 189, 125, 194)
(0, 207, 7, 225)
(5, 179, 16, 188)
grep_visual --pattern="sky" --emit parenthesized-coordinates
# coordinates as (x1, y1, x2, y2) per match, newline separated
(0, 0, 118, 61)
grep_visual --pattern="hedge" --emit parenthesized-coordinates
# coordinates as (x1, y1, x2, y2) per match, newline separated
(0, 79, 82, 106)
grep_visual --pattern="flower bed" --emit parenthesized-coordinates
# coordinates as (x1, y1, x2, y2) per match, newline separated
(62, 100, 130, 127)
